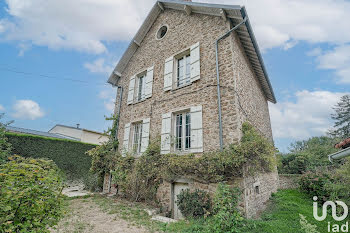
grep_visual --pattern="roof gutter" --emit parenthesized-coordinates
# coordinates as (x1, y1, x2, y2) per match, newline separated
(329, 147, 350, 163)
(215, 17, 247, 151)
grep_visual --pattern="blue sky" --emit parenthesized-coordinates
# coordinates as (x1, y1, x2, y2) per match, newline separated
(0, 0, 349, 152)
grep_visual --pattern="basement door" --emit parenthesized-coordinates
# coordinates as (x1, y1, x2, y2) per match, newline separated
(173, 182, 189, 219)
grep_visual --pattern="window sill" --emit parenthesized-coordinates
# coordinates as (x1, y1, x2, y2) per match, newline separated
(171, 82, 192, 92)
(132, 98, 147, 105)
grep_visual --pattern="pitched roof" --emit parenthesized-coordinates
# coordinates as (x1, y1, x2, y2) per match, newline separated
(107, 0, 276, 103)
(5, 126, 79, 140)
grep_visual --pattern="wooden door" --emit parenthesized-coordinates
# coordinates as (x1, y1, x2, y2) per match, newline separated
(173, 182, 189, 219)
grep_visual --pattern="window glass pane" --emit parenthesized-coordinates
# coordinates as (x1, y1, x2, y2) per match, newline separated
(177, 58, 184, 87)
(175, 114, 183, 150)
(138, 75, 144, 101)
(185, 113, 191, 149)
(133, 123, 143, 154)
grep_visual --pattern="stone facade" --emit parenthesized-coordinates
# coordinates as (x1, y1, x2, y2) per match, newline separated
(110, 6, 277, 219)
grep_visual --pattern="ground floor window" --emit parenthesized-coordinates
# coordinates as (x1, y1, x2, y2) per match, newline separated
(132, 122, 142, 154)
(175, 112, 191, 151)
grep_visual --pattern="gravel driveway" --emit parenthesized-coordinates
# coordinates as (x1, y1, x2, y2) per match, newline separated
(51, 197, 148, 233)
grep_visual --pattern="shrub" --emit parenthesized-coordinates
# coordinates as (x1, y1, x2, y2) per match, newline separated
(207, 183, 244, 232)
(6, 132, 95, 182)
(0, 115, 11, 164)
(176, 189, 212, 218)
(299, 171, 333, 202)
(0, 156, 64, 233)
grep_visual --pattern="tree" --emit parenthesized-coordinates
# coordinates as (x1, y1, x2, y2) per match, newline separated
(329, 94, 350, 139)
(0, 114, 12, 164)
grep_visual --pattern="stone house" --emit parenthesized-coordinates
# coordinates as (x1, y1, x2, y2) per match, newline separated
(106, 0, 278, 219)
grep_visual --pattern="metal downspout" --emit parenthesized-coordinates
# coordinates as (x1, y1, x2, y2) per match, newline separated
(215, 17, 247, 151)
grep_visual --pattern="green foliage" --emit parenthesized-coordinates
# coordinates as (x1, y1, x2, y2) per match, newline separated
(101, 123, 276, 202)
(299, 171, 334, 202)
(0, 114, 12, 164)
(299, 214, 319, 233)
(0, 156, 64, 233)
(6, 132, 95, 182)
(176, 189, 212, 218)
(207, 183, 244, 232)
(329, 94, 350, 139)
(279, 136, 340, 174)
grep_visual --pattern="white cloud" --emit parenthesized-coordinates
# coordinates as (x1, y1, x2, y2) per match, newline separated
(1, 0, 350, 53)
(98, 88, 116, 112)
(200, 0, 350, 51)
(0, 0, 155, 54)
(0, 104, 5, 111)
(315, 45, 350, 84)
(84, 58, 114, 74)
(269, 90, 347, 140)
(12, 100, 45, 120)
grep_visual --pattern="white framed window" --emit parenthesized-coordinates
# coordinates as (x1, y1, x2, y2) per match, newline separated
(161, 105, 202, 155)
(136, 73, 146, 101)
(127, 66, 154, 105)
(163, 42, 200, 91)
(174, 112, 191, 151)
(175, 54, 191, 87)
(132, 122, 143, 154)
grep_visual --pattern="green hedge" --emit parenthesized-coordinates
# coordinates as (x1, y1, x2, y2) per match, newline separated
(5, 132, 96, 180)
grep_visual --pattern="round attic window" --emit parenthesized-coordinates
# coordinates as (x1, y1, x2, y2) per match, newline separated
(156, 25, 168, 40)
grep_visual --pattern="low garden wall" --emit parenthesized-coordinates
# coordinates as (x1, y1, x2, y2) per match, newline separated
(278, 174, 301, 190)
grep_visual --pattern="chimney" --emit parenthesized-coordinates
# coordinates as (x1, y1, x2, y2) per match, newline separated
(76, 124, 80, 129)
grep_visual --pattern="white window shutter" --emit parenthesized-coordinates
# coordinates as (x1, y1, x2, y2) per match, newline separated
(122, 123, 131, 156)
(164, 56, 173, 91)
(190, 105, 203, 153)
(161, 113, 172, 154)
(145, 66, 154, 99)
(140, 118, 150, 154)
(190, 42, 200, 82)
(127, 76, 136, 105)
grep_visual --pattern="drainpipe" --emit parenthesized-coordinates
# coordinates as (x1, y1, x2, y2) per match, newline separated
(107, 73, 123, 194)
(215, 17, 247, 151)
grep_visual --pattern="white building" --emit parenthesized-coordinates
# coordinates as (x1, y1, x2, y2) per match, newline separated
(49, 124, 109, 145)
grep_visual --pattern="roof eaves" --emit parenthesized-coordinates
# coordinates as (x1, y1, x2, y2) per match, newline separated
(240, 6, 276, 103)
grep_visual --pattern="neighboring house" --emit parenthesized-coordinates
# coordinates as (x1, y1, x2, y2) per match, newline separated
(329, 137, 350, 162)
(106, 0, 278, 219)
(48, 124, 109, 145)
(5, 125, 79, 141)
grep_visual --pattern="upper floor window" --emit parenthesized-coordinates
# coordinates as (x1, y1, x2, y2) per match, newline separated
(176, 54, 191, 87)
(127, 66, 154, 105)
(163, 42, 200, 91)
(137, 73, 146, 101)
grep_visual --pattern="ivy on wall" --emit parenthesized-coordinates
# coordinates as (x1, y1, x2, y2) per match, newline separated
(88, 122, 277, 202)
(6, 132, 96, 181)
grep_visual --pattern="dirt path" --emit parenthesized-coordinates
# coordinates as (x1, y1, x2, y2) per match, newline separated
(51, 197, 148, 233)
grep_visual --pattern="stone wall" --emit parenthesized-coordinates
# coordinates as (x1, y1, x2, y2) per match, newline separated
(279, 174, 301, 190)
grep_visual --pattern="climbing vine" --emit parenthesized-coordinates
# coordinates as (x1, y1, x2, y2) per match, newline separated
(88, 122, 277, 202)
